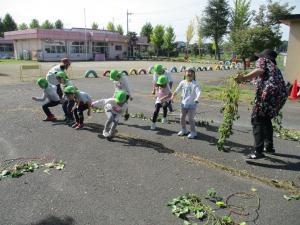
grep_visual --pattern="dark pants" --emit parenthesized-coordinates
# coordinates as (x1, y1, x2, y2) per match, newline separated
(251, 116, 273, 154)
(62, 99, 75, 120)
(56, 84, 63, 99)
(74, 103, 89, 124)
(42, 101, 60, 117)
(152, 102, 169, 123)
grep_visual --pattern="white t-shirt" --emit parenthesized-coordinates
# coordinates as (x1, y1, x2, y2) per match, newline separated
(76, 92, 92, 104)
(153, 70, 173, 84)
(113, 75, 131, 97)
(34, 84, 60, 103)
(175, 80, 201, 109)
(92, 98, 128, 115)
(46, 64, 62, 85)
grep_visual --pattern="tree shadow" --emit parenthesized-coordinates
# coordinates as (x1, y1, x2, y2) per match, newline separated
(30, 215, 74, 225)
(123, 123, 177, 136)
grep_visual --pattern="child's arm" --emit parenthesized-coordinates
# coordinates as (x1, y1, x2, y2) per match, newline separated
(194, 84, 201, 103)
(91, 99, 105, 107)
(159, 92, 172, 102)
(32, 92, 46, 102)
(171, 82, 183, 100)
(87, 101, 92, 116)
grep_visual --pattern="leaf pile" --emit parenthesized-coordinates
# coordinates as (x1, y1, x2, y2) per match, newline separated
(0, 160, 65, 180)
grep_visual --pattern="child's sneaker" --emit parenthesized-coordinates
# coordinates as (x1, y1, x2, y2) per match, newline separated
(43, 115, 57, 121)
(161, 117, 168, 124)
(72, 122, 79, 128)
(178, 129, 188, 136)
(103, 131, 110, 137)
(150, 123, 156, 130)
(187, 132, 197, 139)
(74, 123, 84, 130)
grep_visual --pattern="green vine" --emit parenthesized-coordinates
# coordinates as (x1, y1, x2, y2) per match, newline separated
(272, 112, 300, 142)
(217, 76, 240, 151)
(167, 188, 254, 225)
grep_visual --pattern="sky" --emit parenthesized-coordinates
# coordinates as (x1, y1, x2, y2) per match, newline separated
(0, 0, 299, 42)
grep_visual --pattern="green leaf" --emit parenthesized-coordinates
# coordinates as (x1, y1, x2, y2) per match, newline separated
(43, 169, 51, 175)
(283, 195, 292, 201)
(240, 222, 247, 225)
(1, 170, 10, 177)
(183, 220, 191, 225)
(11, 170, 24, 178)
(216, 201, 226, 207)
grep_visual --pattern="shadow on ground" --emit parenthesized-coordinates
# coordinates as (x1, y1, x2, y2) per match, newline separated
(29, 215, 74, 225)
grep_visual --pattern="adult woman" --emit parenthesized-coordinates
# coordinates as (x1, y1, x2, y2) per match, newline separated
(235, 49, 287, 159)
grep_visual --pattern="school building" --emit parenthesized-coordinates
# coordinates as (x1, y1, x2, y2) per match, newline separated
(4, 28, 149, 61)
(280, 14, 300, 82)
(0, 38, 14, 59)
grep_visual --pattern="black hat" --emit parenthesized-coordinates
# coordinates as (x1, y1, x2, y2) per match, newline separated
(255, 49, 277, 62)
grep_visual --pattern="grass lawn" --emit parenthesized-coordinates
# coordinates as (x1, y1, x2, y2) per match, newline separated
(0, 59, 37, 64)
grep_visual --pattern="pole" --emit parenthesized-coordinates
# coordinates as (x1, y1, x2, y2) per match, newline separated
(126, 9, 133, 35)
(84, 8, 87, 61)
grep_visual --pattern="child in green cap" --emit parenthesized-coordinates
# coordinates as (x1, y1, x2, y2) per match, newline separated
(150, 75, 172, 130)
(32, 78, 61, 121)
(92, 90, 129, 139)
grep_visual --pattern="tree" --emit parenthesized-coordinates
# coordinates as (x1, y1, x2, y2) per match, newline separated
(116, 24, 124, 35)
(230, 0, 253, 32)
(107, 22, 115, 32)
(196, 16, 204, 57)
(29, 19, 40, 29)
(54, 19, 63, 29)
(150, 25, 165, 56)
(163, 26, 176, 57)
(41, 20, 54, 29)
(0, 19, 4, 37)
(91, 22, 99, 30)
(186, 20, 194, 58)
(140, 22, 153, 43)
(18, 23, 28, 30)
(127, 32, 138, 58)
(201, 0, 230, 60)
(2, 13, 17, 33)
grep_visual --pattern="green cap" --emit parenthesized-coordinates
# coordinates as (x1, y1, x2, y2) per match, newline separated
(64, 86, 78, 94)
(154, 64, 163, 74)
(36, 78, 48, 88)
(156, 75, 168, 85)
(110, 69, 120, 80)
(56, 71, 69, 80)
(115, 90, 127, 104)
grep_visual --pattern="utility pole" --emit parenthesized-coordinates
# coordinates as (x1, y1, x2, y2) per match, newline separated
(126, 9, 133, 35)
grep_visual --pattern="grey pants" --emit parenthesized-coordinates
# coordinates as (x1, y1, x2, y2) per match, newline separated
(104, 111, 118, 135)
(180, 108, 196, 133)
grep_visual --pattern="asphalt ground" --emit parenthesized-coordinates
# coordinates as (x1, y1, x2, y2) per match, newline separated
(0, 63, 299, 225)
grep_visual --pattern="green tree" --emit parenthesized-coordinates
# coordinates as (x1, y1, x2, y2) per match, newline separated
(0, 19, 3, 37)
(2, 13, 17, 33)
(18, 23, 28, 30)
(196, 16, 204, 57)
(163, 26, 176, 57)
(91, 22, 98, 30)
(107, 22, 115, 32)
(201, 0, 230, 60)
(29, 19, 40, 29)
(127, 32, 138, 58)
(41, 20, 54, 29)
(116, 24, 124, 35)
(140, 22, 153, 43)
(54, 19, 63, 29)
(186, 20, 194, 58)
(150, 25, 165, 56)
(230, 0, 252, 32)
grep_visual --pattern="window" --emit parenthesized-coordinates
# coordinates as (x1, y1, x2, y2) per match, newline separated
(71, 41, 89, 53)
(44, 41, 66, 54)
(0, 44, 13, 52)
(115, 45, 122, 51)
(92, 42, 108, 53)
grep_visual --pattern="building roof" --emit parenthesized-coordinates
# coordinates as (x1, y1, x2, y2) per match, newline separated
(279, 14, 300, 26)
(4, 28, 148, 45)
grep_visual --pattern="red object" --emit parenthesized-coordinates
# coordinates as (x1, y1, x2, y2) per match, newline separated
(289, 80, 300, 100)
(43, 115, 57, 121)
(75, 124, 84, 130)
(72, 122, 79, 128)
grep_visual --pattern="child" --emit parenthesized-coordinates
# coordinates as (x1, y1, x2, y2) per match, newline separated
(92, 90, 129, 138)
(46, 58, 71, 99)
(56, 71, 76, 124)
(32, 78, 60, 121)
(171, 67, 201, 139)
(150, 75, 172, 130)
(63, 86, 92, 130)
(152, 64, 173, 112)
